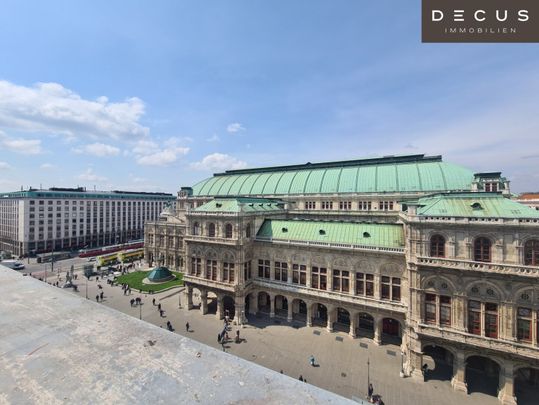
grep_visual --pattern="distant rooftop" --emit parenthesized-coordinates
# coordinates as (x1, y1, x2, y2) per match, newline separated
(0, 266, 351, 404)
(191, 154, 476, 197)
(0, 187, 174, 200)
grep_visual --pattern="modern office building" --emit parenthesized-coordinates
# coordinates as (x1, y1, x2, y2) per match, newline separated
(144, 154, 539, 405)
(0, 187, 175, 256)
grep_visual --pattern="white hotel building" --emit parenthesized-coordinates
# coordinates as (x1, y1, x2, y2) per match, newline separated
(0, 187, 175, 257)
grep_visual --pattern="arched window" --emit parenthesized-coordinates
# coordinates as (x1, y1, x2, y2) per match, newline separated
(524, 239, 539, 265)
(430, 235, 445, 258)
(225, 223, 233, 238)
(474, 237, 491, 262)
(207, 223, 216, 237)
(193, 222, 200, 236)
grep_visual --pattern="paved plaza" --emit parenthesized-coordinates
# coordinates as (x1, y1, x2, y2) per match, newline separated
(36, 267, 502, 405)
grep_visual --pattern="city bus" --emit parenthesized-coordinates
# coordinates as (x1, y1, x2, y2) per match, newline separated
(118, 248, 144, 263)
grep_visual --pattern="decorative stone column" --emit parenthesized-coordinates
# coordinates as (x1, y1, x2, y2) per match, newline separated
(287, 261, 293, 284)
(326, 308, 334, 332)
(373, 317, 382, 345)
(270, 295, 276, 318)
(306, 303, 312, 327)
(200, 290, 208, 315)
(349, 313, 357, 338)
(186, 285, 193, 310)
(451, 351, 467, 393)
(287, 301, 293, 322)
(249, 293, 258, 315)
(498, 361, 517, 405)
(234, 295, 247, 325)
(216, 295, 224, 320)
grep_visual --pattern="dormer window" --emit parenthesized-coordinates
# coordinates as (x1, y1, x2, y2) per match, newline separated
(485, 182, 498, 192)
(471, 202, 482, 210)
(319, 229, 326, 235)
(215, 203, 222, 208)
(282, 227, 288, 233)
(363, 232, 371, 238)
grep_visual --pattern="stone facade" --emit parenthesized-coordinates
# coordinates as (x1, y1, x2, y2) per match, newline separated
(144, 156, 539, 404)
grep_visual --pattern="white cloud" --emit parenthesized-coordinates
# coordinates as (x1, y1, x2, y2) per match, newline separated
(72, 142, 121, 157)
(0, 132, 42, 154)
(226, 122, 245, 133)
(0, 162, 11, 170)
(190, 153, 248, 171)
(131, 138, 190, 166)
(0, 80, 149, 140)
(40, 163, 55, 169)
(136, 147, 190, 166)
(77, 168, 108, 182)
(206, 134, 220, 142)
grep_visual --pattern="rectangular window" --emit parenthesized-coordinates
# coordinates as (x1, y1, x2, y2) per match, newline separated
(258, 260, 270, 279)
(381, 276, 390, 300)
(339, 201, 352, 210)
(440, 296, 451, 326)
(485, 302, 498, 338)
(191, 257, 202, 276)
(365, 274, 374, 296)
(391, 277, 401, 302)
(305, 201, 316, 210)
(275, 261, 288, 282)
(378, 201, 394, 211)
(358, 201, 372, 211)
(517, 307, 532, 342)
(223, 262, 234, 283)
(311, 266, 326, 290)
(205, 260, 217, 280)
(468, 300, 481, 335)
(321, 201, 333, 210)
(292, 264, 299, 284)
(425, 294, 437, 324)
(332, 269, 349, 293)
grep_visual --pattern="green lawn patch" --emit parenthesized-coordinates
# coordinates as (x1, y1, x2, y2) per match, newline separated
(116, 270, 183, 292)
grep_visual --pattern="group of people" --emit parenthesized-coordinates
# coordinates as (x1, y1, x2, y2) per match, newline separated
(121, 284, 131, 295)
(129, 297, 142, 307)
(95, 291, 104, 302)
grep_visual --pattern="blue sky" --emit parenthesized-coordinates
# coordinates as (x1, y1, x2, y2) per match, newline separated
(0, 1, 538, 193)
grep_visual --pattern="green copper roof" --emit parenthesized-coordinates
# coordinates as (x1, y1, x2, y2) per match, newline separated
(416, 193, 539, 219)
(191, 155, 475, 197)
(194, 198, 285, 213)
(147, 266, 174, 282)
(256, 219, 404, 249)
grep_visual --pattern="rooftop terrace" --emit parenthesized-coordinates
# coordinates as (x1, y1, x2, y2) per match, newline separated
(0, 266, 350, 404)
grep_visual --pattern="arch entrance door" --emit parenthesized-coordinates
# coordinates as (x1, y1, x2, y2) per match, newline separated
(515, 367, 539, 405)
(465, 356, 500, 397)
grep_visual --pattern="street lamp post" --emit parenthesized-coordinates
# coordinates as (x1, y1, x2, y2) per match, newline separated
(139, 300, 143, 320)
(367, 357, 370, 396)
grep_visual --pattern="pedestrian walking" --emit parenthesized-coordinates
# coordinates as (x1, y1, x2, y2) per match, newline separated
(368, 383, 374, 400)
(159, 309, 164, 317)
(152, 298, 156, 306)
(100, 291, 104, 301)
(299, 375, 304, 382)
(309, 355, 315, 367)
(95, 294, 99, 302)
(157, 303, 161, 311)
(185, 322, 190, 332)
(130, 298, 135, 307)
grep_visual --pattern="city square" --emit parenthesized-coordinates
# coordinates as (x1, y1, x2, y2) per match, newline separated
(25, 259, 524, 405)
